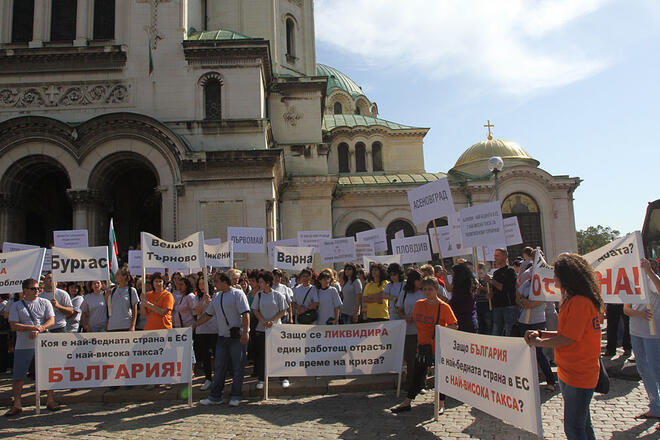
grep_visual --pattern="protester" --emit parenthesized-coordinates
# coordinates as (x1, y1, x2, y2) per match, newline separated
(246, 270, 261, 365)
(0, 294, 11, 373)
(65, 282, 84, 333)
(396, 268, 425, 386)
(81, 281, 108, 333)
(391, 276, 458, 415)
(141, 272, 174, 330)
(485, 249, 517, 336)
(193, 275, 218, 391)
(195, 273, 250, 407)
(604, 302, 631, 356)
(518, 246, 534, 286)
(272, 269, 294, 324)
(105, 268, 139, 332)
(363, 264, 389, 322)
(316, 271, 342, 325)
(474, 263, 492, 334)
(5, 278, 59, 416)
(448, 263, 478, 333)
(173, 277, 196, 328)
(624, 258, 660, 421)
(40, 273, 74, 333)
(525, 253, 603, 440)
(385, 263, 405, 320)
(339, 263, 362, 324)
(292, 268, 319, 323)
(251, 271, 287, 389)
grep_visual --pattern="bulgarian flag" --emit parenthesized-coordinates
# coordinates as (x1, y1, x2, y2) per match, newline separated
(109, 218, 119, 282)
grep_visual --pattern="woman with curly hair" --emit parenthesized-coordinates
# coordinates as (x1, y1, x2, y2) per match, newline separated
(525, 253, 603, 440)
(362, 263, 389, 322)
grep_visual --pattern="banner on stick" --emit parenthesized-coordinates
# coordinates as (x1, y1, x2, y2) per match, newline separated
(320, 238, 356, 265)
(530, 250, 560, 302)
(0, 248, 46, 294)
(141, 231, 205, 270)
(51, 246, 110, 282)
(273, 246, 314, 271)
(228, 227, 265, 254)
(355, 241, 375, 262)
(297, 230, 331, 252)
(355, 228, 387, 253)
(204, 241, 233, 268)
(391, 235, 432, 264)
(428, 226, 467, 258)
(1, 242, 51, 272)
(266, 322, 405, 376)
(459, 202, 506, 248)
(53, 230, 89, 248)
(435, 327, 543, 438)
(407, 178, 455, 225)
(268, 238, 298, 266)
(503, 217, 523, 246)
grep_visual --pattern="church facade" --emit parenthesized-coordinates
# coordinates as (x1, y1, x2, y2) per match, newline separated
(0, 0, 580, 267)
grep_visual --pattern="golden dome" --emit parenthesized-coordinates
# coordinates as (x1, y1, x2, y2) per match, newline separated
(451, 138, 539, 175)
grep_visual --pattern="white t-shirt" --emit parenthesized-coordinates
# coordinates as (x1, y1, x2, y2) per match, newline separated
(251, 290, 287, 332)
(293, 284, 318, 308)
(205, 288, 250, 337)
(195, 293, 218, 334)
(66, 295, 84, 333)
(385, 281, 405, 320)
(107, 287, 140, 331)
(81, 292, 108, 330)
(9, 298, 55, 349)
(396, 289, 425, 335)
(39, 288, 72, 330)
(173, 292, 196, 327)
(317, 286, 342, 325)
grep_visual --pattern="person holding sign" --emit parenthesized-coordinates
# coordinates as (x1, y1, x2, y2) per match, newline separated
(624, 258, 660, 421)
(81, 281, 108, 333)
(106, 268, 139, 332)
(6, 278, 58, 416)
(362, 264, 390, 322)
(391, 276, 458, 415)
(316, 271, 342, 325)
(141, 272, 175, 330)
(484, 249, 517, 337)
(40, 273, 74, 333)
(524, 253, 603, 440)
(396, 269, 425, 387)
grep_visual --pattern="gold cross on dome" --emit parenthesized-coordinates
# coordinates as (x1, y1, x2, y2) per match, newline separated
(484, 120, 494, 140)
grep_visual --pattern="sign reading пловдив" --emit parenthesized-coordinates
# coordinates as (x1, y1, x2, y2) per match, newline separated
(390, 235, 432, 264)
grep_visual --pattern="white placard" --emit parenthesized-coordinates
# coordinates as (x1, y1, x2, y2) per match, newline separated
(483, 244, 507, 262)
(204, 241, 233, 268)
(355, 241, 375, 262)
(128, 250, 142, 275)
(407, 177, 455, 225)
(297, 230, 332, 252)
(436, 327, 543, 438)
(53, 230, 89, 248)
(273, 246, 314, 271)
(227, 227, 265, 254)
(390, 235, 432, 264)
(428, 226, 468, 258)
(583, 231, 650, 304)
(266, 322, 405, 376)
(320, 237, 356, 265)
(363, 254, 402, 268)
(530, 249, 560, 301)
(355, 228, 388, 253)
(0, 248, 46, 294)
(459, 202, 506, 248)
(2, 242, 38, 253)
(204, 238, 222, 246)
(51, 246, 110, 282)
(268, 238, 299, 266)
(394, 230, 405, 240)
(503, 217, 523, 246)
(141, 231, 205, 270)
(37, 328, 193, 390)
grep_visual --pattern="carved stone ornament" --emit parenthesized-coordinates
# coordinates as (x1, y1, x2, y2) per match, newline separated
(283, 105, 303, 127)
(287, 0, 304, 7)
(0, 82, 130, 110)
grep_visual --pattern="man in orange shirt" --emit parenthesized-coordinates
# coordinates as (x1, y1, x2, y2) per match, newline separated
(141, 272, 174, 330)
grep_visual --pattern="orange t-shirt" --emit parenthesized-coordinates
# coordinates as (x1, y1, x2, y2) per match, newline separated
(413, 298, 457, 352)
(144, 290, 174, 330)
(555, 295, 602, 388)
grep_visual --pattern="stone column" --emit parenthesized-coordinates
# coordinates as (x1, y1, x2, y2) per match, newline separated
(66, 189, 108, 245)
(348, 145, 355, 173)
(74, 0, 88, 46)
(265, 199, 275, 243)
(29, 0, 46, 47)
(157, 186, 173, 241)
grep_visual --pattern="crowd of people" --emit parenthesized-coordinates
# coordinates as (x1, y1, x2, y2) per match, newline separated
(2, 249, 659, 439)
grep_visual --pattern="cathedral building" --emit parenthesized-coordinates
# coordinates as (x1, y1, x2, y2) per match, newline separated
(0, 0, 579, 267)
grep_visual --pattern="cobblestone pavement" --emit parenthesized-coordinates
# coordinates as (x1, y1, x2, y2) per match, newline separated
(0, 378, 656, 439)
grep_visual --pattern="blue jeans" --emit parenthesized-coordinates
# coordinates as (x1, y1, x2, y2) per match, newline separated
(631, 335, 660, 416)
(209, 337, 246, 401)
(559, 379, 596, 440)
(492, 305, 519, 336)
(340, 313, 354, 325)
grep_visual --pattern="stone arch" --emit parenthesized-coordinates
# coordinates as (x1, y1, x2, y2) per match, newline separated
(333, 208, 380, 237)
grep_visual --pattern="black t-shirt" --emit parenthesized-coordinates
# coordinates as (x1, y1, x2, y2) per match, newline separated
(491, 265, 517, 308)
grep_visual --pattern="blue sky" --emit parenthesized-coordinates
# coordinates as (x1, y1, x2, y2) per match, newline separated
(314, 0, 659, 235)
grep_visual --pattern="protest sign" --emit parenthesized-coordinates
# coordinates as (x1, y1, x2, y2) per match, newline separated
(128, 250, 142, 275)
(273, 246, 314, 271)
(3, 243, 51, 272)
(141, 231, 205, 270)
(204, 238, 222, 246)
(297, 230, 332, 252)
(204, 241, 233, 268)
(435, 327, 543, 437)
(355, 241, 375, 262)
(394, 230, 404, 240)
(0, 248, 46, 294)
(268, 238, 299, 266)
(503, 217, 523, 246)
(266, 321, 405, 377)
(530, 249, 560, 302)
(428, 226, 467, 258)
(391, 235, 432, 264)
(53, 230, 89, 248)
(36, 328, 193, 390)
(584, 231, 650, 304)
(407, 178, 455, 225)
(483, 244, 507, 262)
(363, 254, 401, 268)
(228, 227, 265, 254)
(320, 237, 356, 265)
(459, 202, 506, 248)
(51, 246, 110, 282)
(355, 228, 388, 253)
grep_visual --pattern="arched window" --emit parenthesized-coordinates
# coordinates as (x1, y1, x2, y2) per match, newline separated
(93, 0, 115, 40)
(355, 106, 361, 115)
(12, 0, 34, 43)
(204, 78, 222, 120)
(386, 220, 415, 254)
(286, 17, 296, 58)
(333, 102, 342, 115)
(51, 0, 77, 41)
(338, 143, 350, 173)
(346, 221, 373, 239)
(501, 192, 542, 259)
(372, 142, 383, 171)
(355, 142, 366, 172)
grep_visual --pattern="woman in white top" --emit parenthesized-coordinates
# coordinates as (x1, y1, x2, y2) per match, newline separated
(316, 272, 342, 325)
(339, 263, 362, 324)
(396, 269, 425, 386)
(66, 283, 84, 333)
(194, 275, 218, 391)
(173, 277, 196, 328)
(385, 263, 405, 320)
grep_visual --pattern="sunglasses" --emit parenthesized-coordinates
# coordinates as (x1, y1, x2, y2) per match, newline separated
(26, 287, 39, 291)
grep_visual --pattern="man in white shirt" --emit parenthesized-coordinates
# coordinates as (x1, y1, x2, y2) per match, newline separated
(39, 273, 74, 332)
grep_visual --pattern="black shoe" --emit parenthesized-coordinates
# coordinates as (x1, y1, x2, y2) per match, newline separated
(391, 405, 411, 413)
(604, 350, 616, 357)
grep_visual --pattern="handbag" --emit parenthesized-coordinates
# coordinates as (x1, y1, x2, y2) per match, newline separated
(415, 302, 442, 366)
(594, 356, 610, 394)
(297, 287, 318, 324)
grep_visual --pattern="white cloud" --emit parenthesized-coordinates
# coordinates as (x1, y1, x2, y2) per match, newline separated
(315, 0, 611, 96)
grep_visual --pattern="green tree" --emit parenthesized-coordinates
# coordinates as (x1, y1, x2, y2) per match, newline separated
(577, 225, 621, 255)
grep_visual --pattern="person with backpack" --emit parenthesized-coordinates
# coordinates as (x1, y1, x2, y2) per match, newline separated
(81, 280, 108, 333)
(105, 268, 139, 332)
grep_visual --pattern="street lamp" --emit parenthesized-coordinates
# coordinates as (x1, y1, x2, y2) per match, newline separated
(488, 156, 504, 200)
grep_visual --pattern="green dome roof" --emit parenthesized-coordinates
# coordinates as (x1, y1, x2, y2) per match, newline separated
(316, 64, 365, 98)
